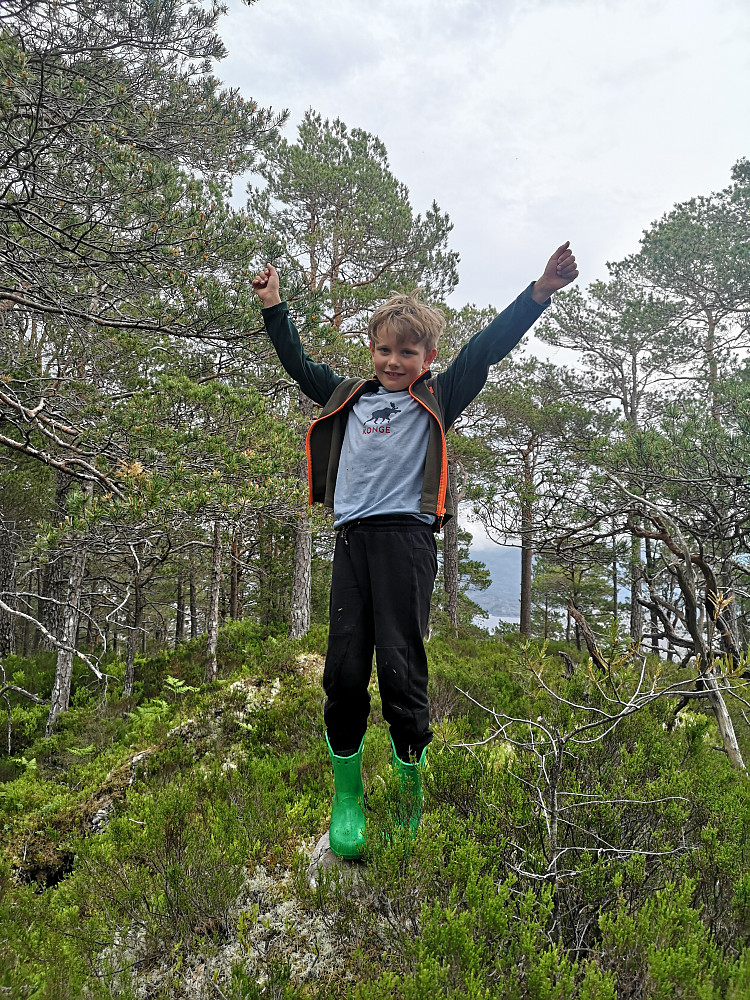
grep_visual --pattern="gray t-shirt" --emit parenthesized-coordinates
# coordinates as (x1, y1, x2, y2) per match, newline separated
(333, 387, 434, 527)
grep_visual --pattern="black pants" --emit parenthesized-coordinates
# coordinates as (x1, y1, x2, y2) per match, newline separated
(323, 516, 437, 760)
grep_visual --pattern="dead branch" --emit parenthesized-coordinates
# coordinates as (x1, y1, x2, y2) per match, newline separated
(566, 599, 608, 672)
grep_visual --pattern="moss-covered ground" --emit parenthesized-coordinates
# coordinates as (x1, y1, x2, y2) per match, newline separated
(2, 623, 749, 998)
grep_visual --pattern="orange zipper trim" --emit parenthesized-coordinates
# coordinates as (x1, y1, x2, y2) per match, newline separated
(305, 381, 367, 505)
(409, 376, 448, 522)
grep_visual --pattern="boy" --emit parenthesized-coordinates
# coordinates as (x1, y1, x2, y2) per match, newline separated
(252, 242, 578, 858)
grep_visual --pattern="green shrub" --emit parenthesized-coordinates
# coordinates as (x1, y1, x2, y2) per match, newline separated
(8, 700, 48, 751)
(352, 871, 618, 999)
(2, 629, 749, 999)
(599, 879, 750, 998)
(0, 855, 101, 1000)
(71, 776, 250, 963)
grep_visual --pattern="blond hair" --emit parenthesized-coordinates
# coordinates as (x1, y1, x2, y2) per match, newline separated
(368, 289, 445, 354)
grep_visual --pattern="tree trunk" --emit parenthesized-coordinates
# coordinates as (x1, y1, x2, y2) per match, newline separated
(443, 459, 460, 632)
(189, 569, 198, 639)
(46, 542, 87, 734)
(629, 534, 643, 644)
(519, 455, 533, 638)
(703, 671, 745, 771)
(38, 472, 70, 650)
(662, 528, 744, 769)
(175, 572, 185, 645)
(230, 532, 241, 620)
(644, 536, 660, 654)
(289, 522, 312, 639)
(84, 604, 93, 648)
(39, 553, 65, 651)
(31, 566, 42, 653)
(720, 559, 741, 658)
(705, 312, 720, 422)
(289, 393, 316, 638)
(611, 530, 618, 621)
(205, 521, 223, 682)
(0, 518, 17, 657)
(22, 609, 31, 657)
(123, 578, 144, 698)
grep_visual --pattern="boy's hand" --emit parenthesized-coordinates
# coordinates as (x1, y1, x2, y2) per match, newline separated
(531, 242, 579, 303)
(251, 263, 282, 308)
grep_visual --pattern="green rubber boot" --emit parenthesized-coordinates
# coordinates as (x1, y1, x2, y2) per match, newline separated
(391, 737, 428, 836)
(326, 734, 366, 859)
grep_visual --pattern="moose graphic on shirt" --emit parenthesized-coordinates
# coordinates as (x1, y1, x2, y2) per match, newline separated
(362, 401, 401, 435)
(364, 402, 400, 425)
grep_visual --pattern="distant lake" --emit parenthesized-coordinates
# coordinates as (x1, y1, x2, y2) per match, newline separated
(477, 613, 520, 632)
(467, 540, 521, 620)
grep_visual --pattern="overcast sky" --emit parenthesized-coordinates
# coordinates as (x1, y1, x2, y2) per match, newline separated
(219, 0, 749, 322)
(217, 0, 748, 557)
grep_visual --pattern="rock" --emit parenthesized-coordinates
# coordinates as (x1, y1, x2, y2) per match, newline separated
(228, 676, 282, 722)
(90, 799, 114, 834)
(306, 830, 365, 890)
(295, 652, 325, 682)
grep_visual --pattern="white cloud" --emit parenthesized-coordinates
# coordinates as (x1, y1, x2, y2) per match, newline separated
(220, 0, 750, 309)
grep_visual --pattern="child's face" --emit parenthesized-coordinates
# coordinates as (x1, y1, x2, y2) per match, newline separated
(369, 325, 437, 393)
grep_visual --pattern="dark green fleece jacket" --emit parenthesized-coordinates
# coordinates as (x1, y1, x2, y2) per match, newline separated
(261, 283, 548, 526)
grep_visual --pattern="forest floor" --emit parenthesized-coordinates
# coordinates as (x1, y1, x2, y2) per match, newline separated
(2, 622, 750, 998)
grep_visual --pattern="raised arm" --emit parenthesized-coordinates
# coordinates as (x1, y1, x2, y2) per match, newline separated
(437, 243, 579, 429)
(252, 263, 282, 308)
(530, 242, 579, 303)
(252, 264, 345, 406)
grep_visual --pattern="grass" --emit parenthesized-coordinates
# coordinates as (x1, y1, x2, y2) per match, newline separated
(1, 622, 749, 998)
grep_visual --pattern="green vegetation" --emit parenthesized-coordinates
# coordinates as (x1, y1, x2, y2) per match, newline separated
(2, 623, 749, 998)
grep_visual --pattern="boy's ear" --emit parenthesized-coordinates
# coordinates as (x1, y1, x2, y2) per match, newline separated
(423, 348, 437, 369)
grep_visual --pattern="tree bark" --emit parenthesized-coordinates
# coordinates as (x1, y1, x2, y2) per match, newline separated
(631, 514, 745, 769)
(39, 553, 66, 652)
(703, 670, 745, 771)
(189, 569, 198, 639)
(289, 522, 312, 639)
(519, 454, 533, 638)
(229, 531, 241, 620)
(644, 535, 660, 654)
(46, 542, 87, 734)
(123, 576, 144, 698)
(611, 529, 618, 621)
(83, 604, 93, 648)
(289, 393, 316, 638)
(175, 571, 185, 645)
(567, 600, 607, 672)
(0, 518, 17, 657)
(629, 534, 643, 644)
(705, 312, 720, 421)
(38, 472, 70, 650)
(205, 521, 223, 682)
